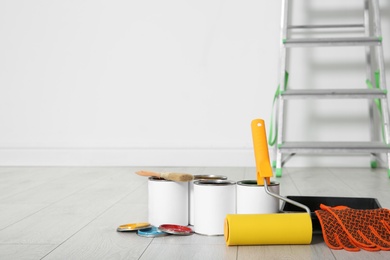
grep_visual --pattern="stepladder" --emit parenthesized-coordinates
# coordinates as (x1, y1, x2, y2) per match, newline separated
(270, 0, 390, 177)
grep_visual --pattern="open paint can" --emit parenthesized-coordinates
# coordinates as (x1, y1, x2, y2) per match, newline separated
(236, 180, 280, 214)
(148, 177, 188, 226)
(189, 175, 227, 225)
(194, 180, 236, 235)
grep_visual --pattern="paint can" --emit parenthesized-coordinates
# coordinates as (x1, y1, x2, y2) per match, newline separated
(194, 180, 236, 235)
(236, 180, 280, 214)
(148, 177, 188, 226)
(189, 175, 227, 225)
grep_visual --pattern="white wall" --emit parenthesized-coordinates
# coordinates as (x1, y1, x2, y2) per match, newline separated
(0, 0, 389, 167)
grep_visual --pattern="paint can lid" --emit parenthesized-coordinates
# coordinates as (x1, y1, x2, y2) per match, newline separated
(137, 226, 169, 238)
(237, 180, 279, 186)
(193, 175, 228, 180)
(193, 179, 236, 186)
(158, 224, 194, 236)
(148, 176, 171, 182)
(116, 222, 152, 232)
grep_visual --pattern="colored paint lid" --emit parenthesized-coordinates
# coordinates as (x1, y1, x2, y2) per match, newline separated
(137, 226, 169, 238)
(116, 222, 151, 232)
(158, 224, 194, 235)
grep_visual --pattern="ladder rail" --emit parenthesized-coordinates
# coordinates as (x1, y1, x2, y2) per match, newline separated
(364, 0, 380, 166)
(372, 0, 390, 172)
(275, 0, 290, 176)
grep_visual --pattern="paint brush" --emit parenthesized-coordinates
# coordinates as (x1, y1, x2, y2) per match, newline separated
(135, 170, 194, 182)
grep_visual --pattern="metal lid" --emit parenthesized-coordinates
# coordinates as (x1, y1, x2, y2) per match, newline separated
(193, 175, 228, 180)
(193, 179, 236, 186)
(116, 222, 152, 232)
(137, 226, 169, 238)
(158, 224, 194, 236)
(237, 180, 279, 186)
(148, 176, 171, 182)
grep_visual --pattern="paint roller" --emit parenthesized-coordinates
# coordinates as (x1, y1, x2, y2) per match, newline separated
(224, 119, 312, 246)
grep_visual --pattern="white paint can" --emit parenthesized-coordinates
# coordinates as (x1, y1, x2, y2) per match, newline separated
(189, 175, 227, 226)
(194, 180, 236, 235)
(148, 177, 188, 227)
(236, 180, 280, 214)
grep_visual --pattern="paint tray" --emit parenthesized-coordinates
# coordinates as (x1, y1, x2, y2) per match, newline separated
(281, 196, 381, 233)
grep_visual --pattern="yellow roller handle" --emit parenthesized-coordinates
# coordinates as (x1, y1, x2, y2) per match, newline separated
(251, 119, 273, 185)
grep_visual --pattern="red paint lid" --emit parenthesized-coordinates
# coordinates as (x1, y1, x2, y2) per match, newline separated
(158, 224, 194, 235)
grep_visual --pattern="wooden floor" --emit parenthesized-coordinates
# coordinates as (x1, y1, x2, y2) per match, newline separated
(0, 166, 389, 259)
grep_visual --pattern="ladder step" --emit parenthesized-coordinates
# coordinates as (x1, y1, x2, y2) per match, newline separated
(288, 24, 364, 30)
(284, 37, 381, 47)
(279, 142, 390, 154)
(281, 89, 387, 99)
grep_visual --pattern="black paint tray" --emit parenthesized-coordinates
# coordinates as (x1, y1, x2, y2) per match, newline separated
(281, 196, 381, 233)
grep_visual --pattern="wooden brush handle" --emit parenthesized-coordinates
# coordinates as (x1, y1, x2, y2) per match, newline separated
(135, 170, 193, 182)
(135, 170, 161, 178)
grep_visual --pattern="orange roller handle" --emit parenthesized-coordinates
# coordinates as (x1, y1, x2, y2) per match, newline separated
(251, 119, 273, 186)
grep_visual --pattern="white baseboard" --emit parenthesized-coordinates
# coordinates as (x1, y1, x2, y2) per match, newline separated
(0, 148, 255, 167)
(0, 148, 375, 167)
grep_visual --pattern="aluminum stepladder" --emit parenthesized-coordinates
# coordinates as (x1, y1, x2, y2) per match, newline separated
(271, 0, 390, 177)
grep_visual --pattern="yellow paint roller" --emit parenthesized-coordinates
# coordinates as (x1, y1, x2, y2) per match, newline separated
(224, 119, 312, 246)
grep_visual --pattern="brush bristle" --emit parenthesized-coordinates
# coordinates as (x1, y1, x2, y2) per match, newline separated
(161, 172, 194, 182)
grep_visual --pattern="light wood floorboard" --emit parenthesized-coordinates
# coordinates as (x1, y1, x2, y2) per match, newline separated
(0, 166, 389, 259)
